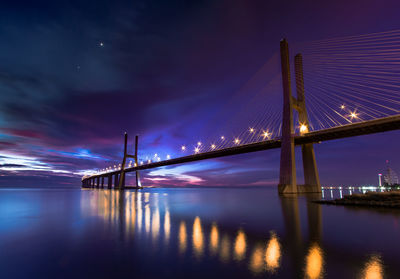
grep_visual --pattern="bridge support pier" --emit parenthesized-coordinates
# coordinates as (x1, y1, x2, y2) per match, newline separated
(278, 39, 321, 194)
(101, 176, 104, 188)
(134, 135, 142, 188)
(108, 175, 112, 189)
(114, 173, 119, 189)
(278, 39, 297, 194)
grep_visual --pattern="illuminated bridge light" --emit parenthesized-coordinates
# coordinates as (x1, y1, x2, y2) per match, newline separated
(147, 159, 151, 164)
(211, 144, 216, 150)
(262, 130, 271, 139)
(220, 136, 225, 140)
(197, 141, 202, 146)
(300, 124, 308, 134)
(154, 153, 158, 158)
(167, 154, 171, 160)
(181, 145, 186, 151)
(194, 147, 200, 154)
(140, 161, 143, 165)
(134, 162, 137, 167)
(234, 138, 240, 145)
(341, 104, 345, 109)
(157, 157, 161, 162)
(249, 128, 255, 133)
(350, 112, 358, 119)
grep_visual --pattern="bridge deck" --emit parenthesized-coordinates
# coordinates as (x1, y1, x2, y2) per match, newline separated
(84, 115, 400, 180)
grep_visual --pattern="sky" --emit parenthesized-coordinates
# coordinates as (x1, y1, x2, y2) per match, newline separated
(0, 0, 400, 188)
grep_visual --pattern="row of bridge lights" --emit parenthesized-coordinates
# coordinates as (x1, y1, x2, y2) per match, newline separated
(181, 129, 272, 154)
(341, 104, 359, 120)
(93, 105, 359, 175)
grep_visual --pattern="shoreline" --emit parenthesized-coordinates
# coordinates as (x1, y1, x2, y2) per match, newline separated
(315, 190, 400, 208)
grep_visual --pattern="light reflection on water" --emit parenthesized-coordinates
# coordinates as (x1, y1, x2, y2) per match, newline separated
(192, 216, 204, 258)
(265, 232, 281, 272)
(321, 186, 396, 200)
(305, 244, 324, 279)
(0, 187, 398, 278)
(79, 188, 389, 278)
(363, 255, 383, 279)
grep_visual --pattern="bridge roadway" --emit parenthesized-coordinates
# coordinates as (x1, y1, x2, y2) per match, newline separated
(85, 115, 400, 179)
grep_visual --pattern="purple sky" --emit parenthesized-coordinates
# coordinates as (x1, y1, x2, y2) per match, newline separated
(1, 0, 400, 188)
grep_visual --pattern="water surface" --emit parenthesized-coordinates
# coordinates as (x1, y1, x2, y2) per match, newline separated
(0, 187, 399, 278)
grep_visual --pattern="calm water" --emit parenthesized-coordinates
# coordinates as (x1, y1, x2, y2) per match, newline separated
(0, 187, 399, 278)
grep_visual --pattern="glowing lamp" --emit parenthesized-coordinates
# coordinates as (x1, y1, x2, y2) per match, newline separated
(300, 124, 308, 134)
(262, 131, 271, 139)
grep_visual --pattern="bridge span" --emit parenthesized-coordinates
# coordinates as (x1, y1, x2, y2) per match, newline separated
(82, 39, 400, 193)
(82, 114, 400, 189)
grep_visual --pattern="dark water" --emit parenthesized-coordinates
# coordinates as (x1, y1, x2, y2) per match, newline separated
(0, 187, 399, 278)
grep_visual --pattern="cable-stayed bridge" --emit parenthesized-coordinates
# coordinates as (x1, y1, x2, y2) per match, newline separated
(82, 31, 400, 193)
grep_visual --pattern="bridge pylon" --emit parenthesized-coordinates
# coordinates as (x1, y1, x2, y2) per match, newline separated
(117, 132, 142, 189)
(278, 39, 321, 194)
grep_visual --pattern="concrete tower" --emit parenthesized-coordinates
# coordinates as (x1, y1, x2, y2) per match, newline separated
(278, 39, 321, 194)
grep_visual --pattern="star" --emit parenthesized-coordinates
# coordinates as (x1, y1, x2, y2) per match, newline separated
(99, 42, 104, 47)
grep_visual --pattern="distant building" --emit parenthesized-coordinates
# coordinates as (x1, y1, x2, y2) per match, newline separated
(383, 161, 399, 186)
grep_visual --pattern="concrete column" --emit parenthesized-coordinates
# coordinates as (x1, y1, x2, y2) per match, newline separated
(114, 174, 119, 189)
(135, 135, 141, 188)
(96, 177, 100, 188)
(294, 54, 321, 193)
(118, 133, 128, 190)
(278, 39, 297, 194)
(108, 175, 112, 189)
(101, 176, 104, 188)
